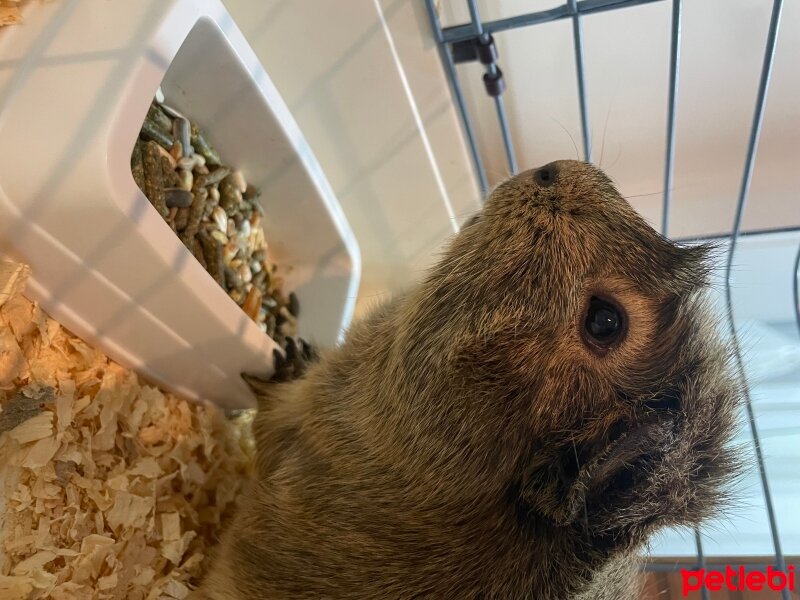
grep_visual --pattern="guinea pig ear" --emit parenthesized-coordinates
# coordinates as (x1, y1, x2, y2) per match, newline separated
(671, 242, 717, 290)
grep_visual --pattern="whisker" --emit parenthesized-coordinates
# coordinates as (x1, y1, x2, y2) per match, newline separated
(572, 439, 589, 531)
(598, 103, 613, 168)
(551, 117, 580, 161)
(484, 166, 513, 185)
(608, 144, 623, 171)
(599, 83, 619, 168)
(626, 191, 667, 200)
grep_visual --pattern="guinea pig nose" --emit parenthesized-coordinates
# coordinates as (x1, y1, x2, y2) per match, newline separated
(533, 163, 558, 187)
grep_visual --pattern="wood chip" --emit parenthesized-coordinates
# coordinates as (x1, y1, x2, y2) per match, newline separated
(0, 259, 256, 598)
(0, 328, 26, 388)
(0, 387, 52, 434)
(20, 436, 59, 469)
(0, 6, 22, 27)
(6, 411, 53, 445)
(0, 260, 29, 308)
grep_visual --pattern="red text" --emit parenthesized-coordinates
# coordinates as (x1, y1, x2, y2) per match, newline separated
(681, 565, 795, 596)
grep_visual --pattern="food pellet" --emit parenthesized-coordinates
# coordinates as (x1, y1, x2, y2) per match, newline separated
(130, 101, 299, 348)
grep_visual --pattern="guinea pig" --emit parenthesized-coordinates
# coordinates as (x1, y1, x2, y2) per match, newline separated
(192, 160, 743, 599)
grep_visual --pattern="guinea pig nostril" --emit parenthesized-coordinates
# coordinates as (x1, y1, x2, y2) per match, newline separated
(533, 164, 557, 187)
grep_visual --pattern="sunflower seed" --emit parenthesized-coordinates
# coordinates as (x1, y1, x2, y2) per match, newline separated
(211, 206, 227, 233)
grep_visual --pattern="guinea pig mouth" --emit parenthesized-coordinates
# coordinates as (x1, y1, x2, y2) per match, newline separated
(536, 418, 678, 527)
(581, 420, 675, 493)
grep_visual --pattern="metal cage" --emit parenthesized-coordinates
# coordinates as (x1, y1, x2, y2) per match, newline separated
(425, 1, 794, 598)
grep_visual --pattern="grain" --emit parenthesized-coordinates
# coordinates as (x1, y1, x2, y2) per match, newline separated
(132, 101, 300, 339)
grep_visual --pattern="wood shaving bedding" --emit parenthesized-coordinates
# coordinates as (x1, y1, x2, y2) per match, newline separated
(0, 1, 27, 26)
(0, 1, 56, 27)
(0, 258, 256, 599)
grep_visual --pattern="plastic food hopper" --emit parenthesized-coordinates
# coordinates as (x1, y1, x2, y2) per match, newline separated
(0, 0, 361, 409)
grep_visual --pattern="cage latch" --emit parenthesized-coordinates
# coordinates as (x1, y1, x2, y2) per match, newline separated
(483, 67, 505, 97)
(450, 33, 505, 97)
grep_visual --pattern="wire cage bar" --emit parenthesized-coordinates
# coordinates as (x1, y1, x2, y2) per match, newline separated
(694, 528, 710, 600)
(426, 0, 793, 587)
(567, 0, 592, 162)
(466, 0, 519, 175)
(424, 0, 490, 194)
(722, 1, 788, 598)
(441, 0, 666, 45)
(794, 244, 800, 338)
(661, 0, 681, 238)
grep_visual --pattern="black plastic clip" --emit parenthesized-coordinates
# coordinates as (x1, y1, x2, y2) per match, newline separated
(449, 33, 505, 97)
(451, 33, 499, 65)
(451, 39, 478, 64)
(475, 34, 498, 65)
(483, 67, 505, 97)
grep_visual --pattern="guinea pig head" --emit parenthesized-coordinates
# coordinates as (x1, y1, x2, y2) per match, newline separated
(399, 159, 743, 555)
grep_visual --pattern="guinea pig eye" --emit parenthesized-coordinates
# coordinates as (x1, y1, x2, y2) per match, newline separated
(583, 296, 626, 350)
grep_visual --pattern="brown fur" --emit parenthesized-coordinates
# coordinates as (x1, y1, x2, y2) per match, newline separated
(193, 161, 743, 599)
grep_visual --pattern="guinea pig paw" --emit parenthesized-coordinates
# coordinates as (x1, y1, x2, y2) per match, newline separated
(574, 419, 681, 550)
(297, 336, 320, 365)
(522, 417, 682, 553)
(282, 336, 319, 379)
(240, 337, 319, 393)
(272, 337, 320, 383)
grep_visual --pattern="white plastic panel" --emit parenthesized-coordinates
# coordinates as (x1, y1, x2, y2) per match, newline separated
(0, 0, 361, 409)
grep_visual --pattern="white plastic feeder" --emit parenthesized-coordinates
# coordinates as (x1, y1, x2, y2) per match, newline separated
(0, 0, 361, 409)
